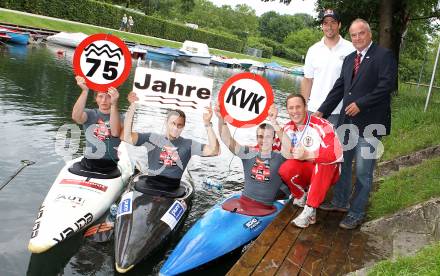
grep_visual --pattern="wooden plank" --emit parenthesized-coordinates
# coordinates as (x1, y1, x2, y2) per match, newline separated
(321, 221, 354, 276)
(346, 231, 368, 272)
(227, 203, 298, 276)
(275, 209, 331, 276)
(298, 210, 340, 276)
(252, 207, 305, 275)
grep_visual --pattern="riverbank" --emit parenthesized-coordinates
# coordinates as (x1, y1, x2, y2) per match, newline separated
(0, 8, 299, 68)
(368, 241, 440, 275)
(380, 83, 440, 161)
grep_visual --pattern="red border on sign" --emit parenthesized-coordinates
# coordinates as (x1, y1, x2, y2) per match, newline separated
(73, 33, 132, 92)
(218, 72, 274, 128)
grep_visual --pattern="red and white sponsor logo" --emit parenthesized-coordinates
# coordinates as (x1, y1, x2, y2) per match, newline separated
(59, 179, 108, 192)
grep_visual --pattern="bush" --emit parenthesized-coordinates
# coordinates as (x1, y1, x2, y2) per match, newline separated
(246, 37, 273, 58)
(0, 0, 245, 52)
(284, 47, 302, 62)
(257, 37, 286, 57)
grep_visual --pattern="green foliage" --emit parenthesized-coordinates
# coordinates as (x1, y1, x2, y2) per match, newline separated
(283, 27, 321, 58)
(317, 0, 440, 73)
(0, 0, 244, 52)
(381, 83, 440, 161)
(399, 21, 438, 84)
(368, 242, 440, 275)
(181, 0, 258, 36)
(179, 0, 195, 14)
(317, 0, 379, 36)
(368, 157, 440, 220)
(247, 37, 273, 58)
(259, 11, 315, 43)
(251, 37, 301, 62)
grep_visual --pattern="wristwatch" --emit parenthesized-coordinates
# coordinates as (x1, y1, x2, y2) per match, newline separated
(204, 122, 213, 127)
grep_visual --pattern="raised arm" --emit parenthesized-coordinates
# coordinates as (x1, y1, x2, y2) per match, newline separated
(280, 132, 293, 159)
(268, 104, 283, 141)
(201, 105, 220, 157)
(71, 76, 89, 124)
(120, 92, 139, 145)
(215, 104, 243, 156)
(108, 87, 121, 137)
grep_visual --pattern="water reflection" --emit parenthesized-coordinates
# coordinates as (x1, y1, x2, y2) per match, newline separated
(0, 44, 301, 275)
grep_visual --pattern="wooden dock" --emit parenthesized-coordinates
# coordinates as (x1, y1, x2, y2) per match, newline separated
(227, 203, 385, 276)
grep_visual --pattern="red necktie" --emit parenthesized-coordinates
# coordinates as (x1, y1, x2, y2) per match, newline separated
(353, 53, 362, 78)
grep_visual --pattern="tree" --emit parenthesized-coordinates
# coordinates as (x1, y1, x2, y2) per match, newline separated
(316, 0, 440, 66)
(180, 0, 195, 14)
(261, 0, 440, 67)
(284, 27, 321, 57)
(259, 12, 314, 43)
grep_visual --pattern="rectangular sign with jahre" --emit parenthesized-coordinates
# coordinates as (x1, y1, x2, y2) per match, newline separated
(133, 67, 213, 112)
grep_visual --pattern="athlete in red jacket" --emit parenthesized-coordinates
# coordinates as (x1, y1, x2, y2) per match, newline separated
(270, 94, 342, 228)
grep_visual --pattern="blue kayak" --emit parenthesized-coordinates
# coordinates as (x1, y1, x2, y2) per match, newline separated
(160, 194, 285, 275)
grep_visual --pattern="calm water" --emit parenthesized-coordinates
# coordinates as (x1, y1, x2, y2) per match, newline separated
(0, 43, 301, 276)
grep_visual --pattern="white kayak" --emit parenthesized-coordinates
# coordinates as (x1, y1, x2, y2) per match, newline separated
(28, 142, 134, 253)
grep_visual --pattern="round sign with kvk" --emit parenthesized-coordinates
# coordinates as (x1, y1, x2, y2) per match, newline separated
(218, 73, 274, 128)
(73, 34, 131, 92)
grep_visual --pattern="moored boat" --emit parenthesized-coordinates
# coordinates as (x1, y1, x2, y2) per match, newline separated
(179, 40, 211, 65)
(290, 66, 304, 76)
(146, 47, 187, 62)
(0, 33, 11, 42)
(46, 32, 88, 48)
(0, 27, 29, 45)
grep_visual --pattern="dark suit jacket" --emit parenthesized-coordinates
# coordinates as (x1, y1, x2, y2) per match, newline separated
(318, 42, 397, 137)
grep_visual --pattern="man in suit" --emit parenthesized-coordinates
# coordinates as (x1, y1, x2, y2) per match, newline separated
(314, 18, 398, 229)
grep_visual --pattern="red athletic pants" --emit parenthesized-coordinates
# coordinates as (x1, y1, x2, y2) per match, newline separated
(278, 160, 340, 208)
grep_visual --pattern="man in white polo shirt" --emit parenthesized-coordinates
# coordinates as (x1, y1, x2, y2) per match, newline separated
(301, 9, 354, 126)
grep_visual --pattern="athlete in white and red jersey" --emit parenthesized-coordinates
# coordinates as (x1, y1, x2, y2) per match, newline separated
(270, 94, 342, 228)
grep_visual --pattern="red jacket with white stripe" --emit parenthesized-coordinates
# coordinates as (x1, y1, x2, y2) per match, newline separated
(283, 114, 343, 164)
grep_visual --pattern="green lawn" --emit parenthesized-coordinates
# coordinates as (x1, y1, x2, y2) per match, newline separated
(367, 157, 440, 220)
(368, 242, 440, 275)
(0, 9, 299, 67)
(381, 83, 440, 161)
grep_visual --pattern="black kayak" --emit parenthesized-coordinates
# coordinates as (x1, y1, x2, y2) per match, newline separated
(114, 174, 194, 273)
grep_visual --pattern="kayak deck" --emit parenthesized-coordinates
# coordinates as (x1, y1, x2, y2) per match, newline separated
(227, 204, 388, 275)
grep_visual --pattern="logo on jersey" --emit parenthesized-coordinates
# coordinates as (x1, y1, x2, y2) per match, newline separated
(303, 136, 314, 147)
(93, 118, 111, 141)
(159, 145, 179, 167)
(251, 157, 270, 182)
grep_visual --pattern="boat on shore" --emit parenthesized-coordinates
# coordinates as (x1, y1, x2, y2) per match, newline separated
(265, 61, 289, 73)
(0, 33, 11, 43)
(290, 66, 304, 76)
(0, 27, 30, 45)
(238, 59, 265, 71)
(146, 47, 189, 62)
(179, 40, 211, 65)
(210, 55, 241, 68)
(46, 32, 88, 48)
